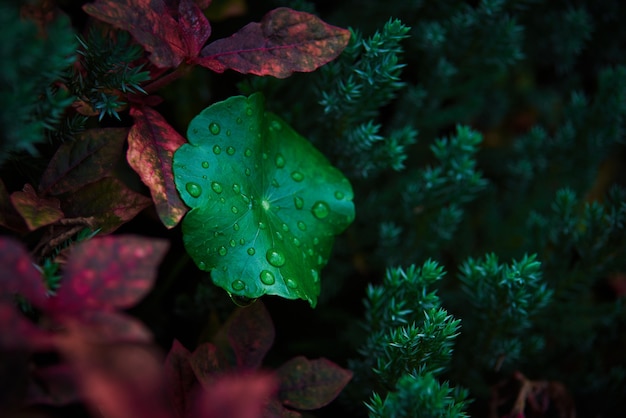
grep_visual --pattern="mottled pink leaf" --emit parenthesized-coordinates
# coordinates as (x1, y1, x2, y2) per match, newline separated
(276, 356, 352, 410)
(0, 236, 48, 307)
(61, 177, 152, 234)
(128, 107, 187, 229)
(10, 184, 64, 230)
(0, 302, 52, 350)
(164, 340, 197, 418)
(49, 235, 168, 314)
(198, 7, 350, 78)
(189, 342, 222, 387)
(179, 0, 212, 58)
(39, 128, 128, 196)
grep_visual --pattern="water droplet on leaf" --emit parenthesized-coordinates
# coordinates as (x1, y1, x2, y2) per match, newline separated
(198, 261, 206, 269)
(201, 161, 209, 169)
(227, 146, 235, 155)
(275, 153, 285, 168)
(213, 145, 221, 154)
(281, 223, 289, 232)
(297, 221, 307, 231)
(286, 278, 298, 289)
(270, 120, 283, 131)
(260, 270, 275, 285)
(185, 182, 202, 197)
(209, 122, 220, 135)
(233, 184, 241, 193)
(311, 201, 330, 219)
(245, 168, 251, 176)
(247, 247, 256, 255)
(291, 171, 304, 182)
(233, 223, 240, 231)
(229, 239, 236, 247)
(232, 280, 245, 291)
(244, 148, 252, 157)
(266, 248, 286, 267)
(246, 107, 253, 116)
(259, 221, 267, 230)
(231, 206, 239, 214)
(294, 196, 304, 210)
(211, 181, 223, 194)
(334, 191, 344, 200)
(218, 246, 227, 256)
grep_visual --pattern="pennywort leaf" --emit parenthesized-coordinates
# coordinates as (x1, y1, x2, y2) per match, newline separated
(173, 93, 354, 307)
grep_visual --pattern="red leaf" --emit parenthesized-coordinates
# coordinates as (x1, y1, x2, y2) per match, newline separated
(61, 177, 152, 234)
(0, 179, 28, 232)
(39, 128, 128, 196)
(10, 184, 64, 230)
(83, 0, 211, 68)
(128, 107, 188, 228)
(179, 0, 212, 59)
(189, 342, 222, 387)
(164, 340, 197, 418)
(198, 7, 350, 78)
(0, 302, 52, 350)
(194, 372, 278, 418)
(0, 236, 48, 307)
(276, 356, 352, 410)
(223, 301, 275, 370)
(50, 235, 168, 314)
(72, 311, 154, 343)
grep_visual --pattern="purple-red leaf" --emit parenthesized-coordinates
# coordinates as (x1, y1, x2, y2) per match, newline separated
(26, 364, 81, 406)
(83, 0, 211, 68)
(128, 107, 188, 229)
(39, 128, 128, 196)
(276, 356, 353, 410)
(0, 302, 52, 350)
(0, 236, 48, 307)
(49, 235, 168, 314)
(189, 342, 222, 387)
(262, 399, 302, 418)
(164, 340, 197, 418)
(61, 177, 152, 234)
(223, 301, 275, 370)
(198, 7, 350, 78)
(73, 311, 154, 343)
(10, 184, 64, 230)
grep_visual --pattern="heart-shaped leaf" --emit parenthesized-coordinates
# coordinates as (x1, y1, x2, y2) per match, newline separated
(173, 93, 354, 307)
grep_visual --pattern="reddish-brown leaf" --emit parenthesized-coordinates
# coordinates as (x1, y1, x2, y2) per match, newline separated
(39, 128, 128, 196)
(189, 342, 222, 387)
(61, 177, 152, 234)
(205, 0, 247, 22)
(0, 236, 48, 307)
(10, 184, 64, 231)
(276, 356, 352, 410)
(198, 7, 350, 78)
(194, 372, 278, 418)
(83, 0, 211, 69)
(222, 301, 275, 370)
(164, 340, 197, 418)
(128, 107, 188, 228)
(0, 179, 28, 232)
(262, 399, 302, 418)
(49, 235, 168, 314)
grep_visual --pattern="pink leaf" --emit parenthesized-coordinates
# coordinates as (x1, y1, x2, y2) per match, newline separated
(164, 340, 197, 418)
(128, 107, 188, 229)
(198, 7, 350, 78)
(224, 301, 275, 370)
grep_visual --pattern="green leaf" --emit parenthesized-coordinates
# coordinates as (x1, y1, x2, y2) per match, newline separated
(173, 93, 354, 307)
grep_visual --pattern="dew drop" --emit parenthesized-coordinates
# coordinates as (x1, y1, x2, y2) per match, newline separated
(226, 146, 235, 155)
(260, 270, 275, 285)
(198, 261, 206, 269)
(244, 148, 252, 157)
(211, 181, 223, 194)
(291, 171, 304, 182)
(241, 194, 250, 204)
(311, 269, 319, 283)
(233, 223, 240, 231)
(202, 175, 207, 179)
(201, 161, 209, 169)
(239, 238, 245, 245)
(236, 117, 243, 124)
(294, 196, 304, 210)
(270, 120, 283, 131)
(231, 206, 239, 214)
(226, 129, 231, 136)
(229, 239, 236, 248)
(233, 184, 241, 193)
(245, 107, 253, 116)
(185, 182, 202, 198)
(311, 201, 330, 219)
(275, 231, 283, 241)
(262, 152, 268, 160)
(231, 280, 245, 291)
(219, 197, 226, 204)
(213, 145, 221, 154)
(293, 237, 301, 247)
(307, 248, 314, 256)
(247, 247, 256, 256)
(218, 246, 227, 256)
(313, 237, 320, 246)
(271, 179, 280, 188)
(286, 278, 298, 289)
(245, 168, 251, 176)
(275, 153, 286, 168)
(281, 223, 289, 232)
(261, 200, 270, 211)
(297, 221, 307, 231)
(334, 191, 344, 200)
(259, 221, 267, 230)
(209, 122, 220, 135)
(266, 249, 286, 267)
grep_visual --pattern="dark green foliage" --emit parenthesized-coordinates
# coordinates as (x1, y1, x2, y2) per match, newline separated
(0, 1, 77, 162)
